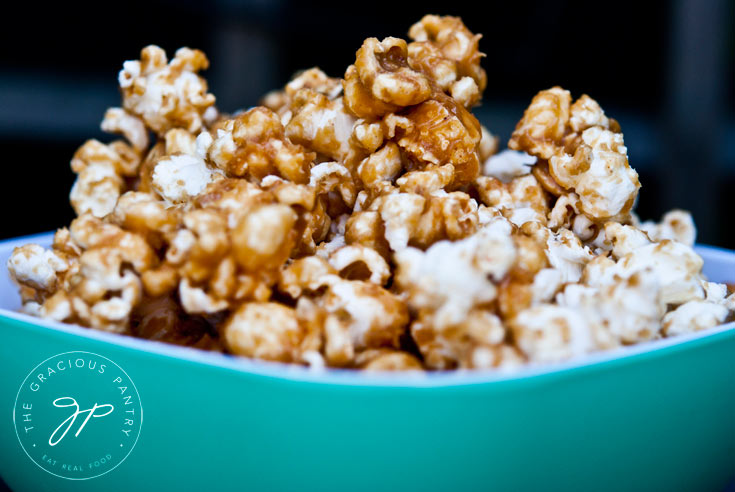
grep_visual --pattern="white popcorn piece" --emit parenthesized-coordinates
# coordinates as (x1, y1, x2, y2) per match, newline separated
(101, 108, 149, 152)
(662, 301, 728, 336)
(544, 228, 594, 283)
(379, 193, 425, 251)
(550, 127, 639, 220)
(616, 240, 704, 305)
(395, 217, 516, 329)
(69, 163, 123, 217)
(603, 222, 651, 259)
(559, 269, 664, 346)
(309, 161, 350, 188)
(482, 149, 535, 182)
(638, 210, 696, 246)
(531, 268, 565, 304)
(179, 278, 229, 314)
(328, 245, 390, 285)
(511, 304, 593, 363)
(119, 46, 215, 135)
(152, 154, 220, 203)
(7, 244, 68, 291)
(286, 95, 357, 162)
(224, 302, 304, 361)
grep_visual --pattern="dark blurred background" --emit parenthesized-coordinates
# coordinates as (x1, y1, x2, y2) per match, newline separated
(0, 0, 733, 245)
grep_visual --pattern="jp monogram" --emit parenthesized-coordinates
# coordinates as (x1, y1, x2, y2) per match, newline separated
(13, 351, 142, 480)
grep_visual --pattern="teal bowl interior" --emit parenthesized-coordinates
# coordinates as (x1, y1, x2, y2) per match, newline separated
(1, 233, 733, 492)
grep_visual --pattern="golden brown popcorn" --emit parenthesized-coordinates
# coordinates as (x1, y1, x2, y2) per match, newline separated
(118, 45, 216, 135)
(193, 178, 268, 226)
(286, 89, 361, 165)
(408, 15, 487, 99)
(352, 119, 385, 153)
(278, 256, 336, 298)
(343, 65, 400, 119)
(321, 279, 409, 352)
(207, 107, 315, 183)
(509, 88, 640, 222)
(70, 247, 144, 332)
(111, 191, 180, 246)
(69, 214, 156, 274)
(12, 215, 155, 333)
(70, 159, 124, 218)
(410, 308, 508, 369)
(224, 302, 307, 362)
(549, 127, 639, 221)
(354, 349, 423, 371)
(357, 142, 403, 191)
(508, 87, 572, 160)
(474, 174, 549, 227)
(285, 68, 343, 100)
(374, 190, 482, 250)
(7, 244, 69, 294)
(232, 204, 298, 271)
(397, 94, 482, 187)
(343, 37, 433, 120)
(328, 245, 390, 285)
(355, 37, 432, 107)
(262, 67, 344, 124)
(69, 139, 141, 217)
(396, 164, 454, 194)
(344, 211, 390, 259)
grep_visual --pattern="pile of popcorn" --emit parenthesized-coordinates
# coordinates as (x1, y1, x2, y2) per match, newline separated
(8, 15, 734, 371)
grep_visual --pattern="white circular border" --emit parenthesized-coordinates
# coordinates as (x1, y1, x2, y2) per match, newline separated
(13, 350, 143, 480)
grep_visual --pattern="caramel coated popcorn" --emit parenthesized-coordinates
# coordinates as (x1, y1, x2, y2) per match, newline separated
(9, 17, 733, 372)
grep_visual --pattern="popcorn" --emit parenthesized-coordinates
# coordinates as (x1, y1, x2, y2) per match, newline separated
(207, 107, 315, 183)
(510, 304, 593, 363)
(394, 217, 516, 330)
(101, 108, 149, 152)
(662, 301, 729, 336)
(224, 302, 306, 362)
(396, 95, 482, 186)
(408, 15, 487, 100)
(7, 244, 68, 292)
(549, 127, 639, 221)
(119, 46, 216, 135)
(70, 160, 124, 217)
(509, 87, 640, 222)
(354, 37, 432, 107)
(327, 245, 390, 285)
(10, 16, 734, 372)
(285, 89, 359, 164)
(152, 154, 221, 203)
(638, 210, 696, 246)
(482, 149, 535, 182)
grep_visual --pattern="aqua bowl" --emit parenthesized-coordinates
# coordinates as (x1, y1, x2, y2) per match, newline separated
(0, 233, 733, 492)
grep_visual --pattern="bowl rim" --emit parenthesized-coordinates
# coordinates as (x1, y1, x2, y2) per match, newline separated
(2, 231, 734, 388)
